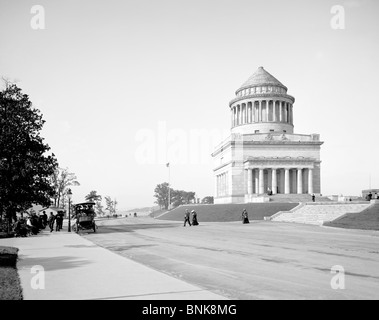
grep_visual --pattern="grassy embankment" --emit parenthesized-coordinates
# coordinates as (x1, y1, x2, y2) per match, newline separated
(0, 246, 23, 300)
(324, 203, 379, 231)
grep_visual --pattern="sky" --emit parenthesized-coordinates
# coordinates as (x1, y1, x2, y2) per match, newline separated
(0, 0, 378, 209)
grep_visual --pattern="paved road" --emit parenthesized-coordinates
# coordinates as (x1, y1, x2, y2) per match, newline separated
(82, 217, 379, 300)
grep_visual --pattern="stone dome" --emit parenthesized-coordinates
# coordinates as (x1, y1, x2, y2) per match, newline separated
(229, 66, 295, 135)
(236, 66, 287, 95)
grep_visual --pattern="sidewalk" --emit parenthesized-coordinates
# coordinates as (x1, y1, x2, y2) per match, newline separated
(0, 229, 227, 300)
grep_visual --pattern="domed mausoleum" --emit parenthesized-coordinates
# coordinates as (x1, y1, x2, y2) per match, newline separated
(212, 67, 323, 203)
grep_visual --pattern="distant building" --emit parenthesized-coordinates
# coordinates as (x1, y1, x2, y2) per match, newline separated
(212, 67, 323, 204)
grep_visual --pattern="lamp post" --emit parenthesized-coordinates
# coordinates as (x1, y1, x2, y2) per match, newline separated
(67, 188, 72, 232)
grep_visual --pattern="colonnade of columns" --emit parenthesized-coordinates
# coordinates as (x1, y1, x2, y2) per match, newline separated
(231, 100, 293, 127)
(246, 167, 314, 195)
(216, 172, 229, 197)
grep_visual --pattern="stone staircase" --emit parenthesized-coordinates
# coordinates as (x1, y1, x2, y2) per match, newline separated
(268, 194, 332, 203)
(271, 202, 372, 226)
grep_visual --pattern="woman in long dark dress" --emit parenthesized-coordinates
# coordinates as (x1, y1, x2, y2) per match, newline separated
(191, 210, 199, 226)
(242, 209, 249, 224)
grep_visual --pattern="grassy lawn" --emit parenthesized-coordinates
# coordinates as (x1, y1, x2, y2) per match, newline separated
(0, 246, 23, 300)
(158, 203, 298, 222)
(324, 204, 379, 231)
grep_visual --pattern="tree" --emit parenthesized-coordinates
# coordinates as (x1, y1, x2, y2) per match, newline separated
(153, 182, 173, 210)
(171, 190, 196, 208)
(154, 183, 195, 209)
(95, 201, 105, 216)
(105, 196, 117, 215)
(201, 196, 214, 204)
(85, 190, 102, 203)
(50, 167, 80, 207)
(0, 82, 58, 227)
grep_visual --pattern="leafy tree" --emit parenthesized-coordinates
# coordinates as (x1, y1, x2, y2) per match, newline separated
(154, 183, 195, 209)
(171, 190, 196, 208)
(0, 82, 58, 227)
(105, 196, 117, 215)
(201, 196, 214, 204)
(153, 182, 173, 210)
(50, 167, 80, 207)
(95, 201, 105, 216)
(85, 190, 102, 203)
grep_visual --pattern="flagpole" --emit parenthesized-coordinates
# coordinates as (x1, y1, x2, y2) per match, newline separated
(168, 165, 171, 210)
(167, 162, 171, 210)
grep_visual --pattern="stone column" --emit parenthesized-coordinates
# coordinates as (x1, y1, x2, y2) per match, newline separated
(254, 169, 259, 194)
(216, 175, 219, 197)
(259, 169, 265, 194)
(290, 105, 293, 124)
(247, 169, 253, 195)
(273, 101, 276, 122)
(292, 105, 294, 125)
(215, 175, 218, 197)
(259, 101, 262, 122)
(284, 169, 290, 194)
(272, 169, 277, 194)
(266, 100, 269, 121)
(297, 168, 303, 194)
(308, 169, 314, 194)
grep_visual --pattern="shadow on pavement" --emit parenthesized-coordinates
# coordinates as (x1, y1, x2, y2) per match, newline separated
(91, 222, 181, 235)
(18, 255, 91, 272)
(104, 244, 158, 252)
(64, 244, 98, 249)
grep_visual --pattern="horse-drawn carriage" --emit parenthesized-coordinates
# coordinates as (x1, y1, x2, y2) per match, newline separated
(72, 202, 97, 233)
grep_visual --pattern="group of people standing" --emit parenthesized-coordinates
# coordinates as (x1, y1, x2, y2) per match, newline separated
(183, 209, 199, 227)
(48, 212, 64, 232)
(366, 192, 379, 201)
(13, 210, 65, 237)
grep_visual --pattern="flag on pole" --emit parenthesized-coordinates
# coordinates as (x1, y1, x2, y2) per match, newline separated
(166, 162, 170, 167)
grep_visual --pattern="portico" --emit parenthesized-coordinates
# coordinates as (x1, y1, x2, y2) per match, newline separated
(244, 164, 315, 195)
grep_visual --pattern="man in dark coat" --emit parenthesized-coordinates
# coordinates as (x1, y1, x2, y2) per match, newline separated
(55, 212, 63, 231)
(184, 209, 191, 227)
(48, 213, 55, 232)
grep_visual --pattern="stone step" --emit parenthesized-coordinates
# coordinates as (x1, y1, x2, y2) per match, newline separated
(272, 203, 371, 225)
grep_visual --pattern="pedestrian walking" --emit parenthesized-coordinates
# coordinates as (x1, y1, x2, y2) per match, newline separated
(242, 208, 249, 224)
(184, 209, 191, 227)
(42, 211, 48, 228)
(48, 213, 55, 232)
(55, 212, 63, 231)
(312, 194, 315, 202)
(191, 210, 199, 226)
